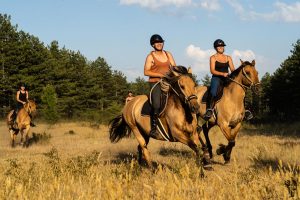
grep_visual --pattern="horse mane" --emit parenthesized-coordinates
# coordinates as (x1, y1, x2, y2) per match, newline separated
(224, 61, 253, 86)
(229, 61, 253, 79)
(164, 65, 190, 83)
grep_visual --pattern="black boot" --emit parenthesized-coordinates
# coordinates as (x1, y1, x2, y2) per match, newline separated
(204, 95, 215, 120)
(149, 113, 158, 137)
(244, 110, 253, 121)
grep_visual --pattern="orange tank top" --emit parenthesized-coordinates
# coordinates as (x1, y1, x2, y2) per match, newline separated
(149, 51, 172, 83)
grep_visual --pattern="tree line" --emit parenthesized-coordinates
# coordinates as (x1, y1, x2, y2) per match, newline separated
(0, 14, 299, 123)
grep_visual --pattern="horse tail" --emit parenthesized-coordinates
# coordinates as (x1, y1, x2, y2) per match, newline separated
(109, 114, 131, 143)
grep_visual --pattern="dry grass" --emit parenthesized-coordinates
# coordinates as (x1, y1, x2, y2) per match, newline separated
(0, 121, 299, 199)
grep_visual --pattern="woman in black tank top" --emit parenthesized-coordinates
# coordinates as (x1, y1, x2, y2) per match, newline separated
(203, 39, 235, 120)
(16, 84, 28, 110)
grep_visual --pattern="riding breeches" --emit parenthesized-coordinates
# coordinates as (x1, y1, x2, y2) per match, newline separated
(210, 76, 224, 98)
(149, 82, 162, 114)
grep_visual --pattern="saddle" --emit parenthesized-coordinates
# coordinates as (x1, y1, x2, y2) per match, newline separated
(201, 83, 225, 104)
(141, 82, 168, 117)
(141, 82, 175, 141)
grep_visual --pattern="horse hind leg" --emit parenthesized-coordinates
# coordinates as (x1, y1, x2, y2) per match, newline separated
(133, 127, 152, 168)
(202, 123, 213, 159)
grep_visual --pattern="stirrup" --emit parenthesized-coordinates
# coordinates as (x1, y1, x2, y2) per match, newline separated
(204, 109, 214, 120)
(244, 110, 253, 121)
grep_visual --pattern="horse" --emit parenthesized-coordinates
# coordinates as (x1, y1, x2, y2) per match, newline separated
(6, 100, 37, 147)
(109, 66, 210, 171)
(196, 60, 260, 164)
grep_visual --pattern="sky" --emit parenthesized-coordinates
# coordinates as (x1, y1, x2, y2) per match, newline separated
(1, 0, 300, 82)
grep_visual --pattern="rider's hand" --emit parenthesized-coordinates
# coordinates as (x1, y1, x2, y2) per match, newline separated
(22, 102, 26, 105)
(223, 72, 229, 77)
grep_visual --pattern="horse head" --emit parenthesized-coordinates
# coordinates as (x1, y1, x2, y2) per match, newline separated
(164, 66, 199, 114)
(229, 60, 260, 94)
(24, 100, 37, 115)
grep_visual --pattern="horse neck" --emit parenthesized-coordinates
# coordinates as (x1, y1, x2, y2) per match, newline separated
(224, 74, 246, 103)
(167, 92, 193, 119)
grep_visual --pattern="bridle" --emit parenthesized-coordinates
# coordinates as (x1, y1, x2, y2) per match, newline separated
(168, 75, 198, 104)
(227, 66, 260, 93)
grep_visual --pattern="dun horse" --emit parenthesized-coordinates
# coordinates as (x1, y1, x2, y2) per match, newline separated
(196, 60, 260, 164)
(6, 100, 37, 147)
(109, 66, 209, 170)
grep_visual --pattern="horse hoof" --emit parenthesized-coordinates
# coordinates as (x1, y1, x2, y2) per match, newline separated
(224, 160, 230, 165)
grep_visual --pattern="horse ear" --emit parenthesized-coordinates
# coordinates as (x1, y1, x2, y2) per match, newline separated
(251, 60, 255, 66)
(240, 59, 244, 65)
(187, 67, 192, 74)
(172, 69, 180, 77)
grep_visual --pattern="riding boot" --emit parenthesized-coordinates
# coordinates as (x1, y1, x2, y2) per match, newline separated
(244, 110, 253, 121)
(149, 113, 159, 138)
(204, 95, 215, 120)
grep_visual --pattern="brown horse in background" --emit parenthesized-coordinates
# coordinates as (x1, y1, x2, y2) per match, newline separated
(6, 100, 37, 147)
(196, 60, 260, 164)
(109, 66, 210, 171)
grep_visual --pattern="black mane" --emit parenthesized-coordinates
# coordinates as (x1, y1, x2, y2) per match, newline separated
(165, 65, 190, 83)
(224, 61, 253, 86)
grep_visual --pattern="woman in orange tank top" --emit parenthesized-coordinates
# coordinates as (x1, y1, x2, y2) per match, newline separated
(144, 34, 176, 137)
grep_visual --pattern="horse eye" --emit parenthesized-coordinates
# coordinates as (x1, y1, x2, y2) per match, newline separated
(181, 85, 185, 90)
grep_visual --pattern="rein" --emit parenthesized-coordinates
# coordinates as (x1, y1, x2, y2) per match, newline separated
(167, 75, 197, 104)
(228, 67, 260, 92)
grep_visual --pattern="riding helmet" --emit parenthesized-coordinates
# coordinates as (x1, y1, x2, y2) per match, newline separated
(150, 34, 164, 46)
(213, 39, 226, 48)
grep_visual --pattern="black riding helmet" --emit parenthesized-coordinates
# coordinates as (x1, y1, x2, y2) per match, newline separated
(213, 39, 226, 49)
(19, 83, 26, 88)
(150, 34, 164, 46)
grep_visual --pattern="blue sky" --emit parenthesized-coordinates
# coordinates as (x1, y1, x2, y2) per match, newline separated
(1, 0, 300, 81)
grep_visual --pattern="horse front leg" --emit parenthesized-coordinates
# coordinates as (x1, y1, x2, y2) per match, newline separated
(217, 123, 241, 164)
(9, 129, 17, 148)
(23, 125, 31, 148)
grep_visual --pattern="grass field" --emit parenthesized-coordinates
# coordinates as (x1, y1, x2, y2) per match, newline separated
(0, 121, 299, 199)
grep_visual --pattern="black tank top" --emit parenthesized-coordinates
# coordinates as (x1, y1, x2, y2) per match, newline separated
(215, 61, 229, 73)
(19, 91, 27, 102)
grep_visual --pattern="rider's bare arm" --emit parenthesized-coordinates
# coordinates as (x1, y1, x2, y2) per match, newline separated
(228, 56, 235, 72)
(166, 51, 176, 67)
(144, 54, 164, 78)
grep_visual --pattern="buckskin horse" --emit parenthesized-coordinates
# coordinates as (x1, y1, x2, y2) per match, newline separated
(109, 66, 210, 171)
(6, 100, 37, 147)
(196, 60, 260, 165)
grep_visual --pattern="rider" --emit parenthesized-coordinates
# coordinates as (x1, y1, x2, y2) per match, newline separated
(204, 39, 253, 120)
(144, 34, 176, 137)
(125, 91, 134, 105)
(203, 39, 235, 120)
(11, 83, 36, 127)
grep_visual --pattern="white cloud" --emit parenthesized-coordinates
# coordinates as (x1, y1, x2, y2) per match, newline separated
(185, 44, 259, 73)
(120, 0, 221, 11)
(185, 44, 215, 72)
(231, 49, 256, 67)
(275, 2, 300, 22)
(120, 0, 193, 9)
(226, 0, 300, 22)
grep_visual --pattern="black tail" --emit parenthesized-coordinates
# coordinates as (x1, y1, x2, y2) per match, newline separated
(109, 115, 131, 143)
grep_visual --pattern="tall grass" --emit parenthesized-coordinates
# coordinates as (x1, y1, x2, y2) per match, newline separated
(0, 122, 299, 199)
